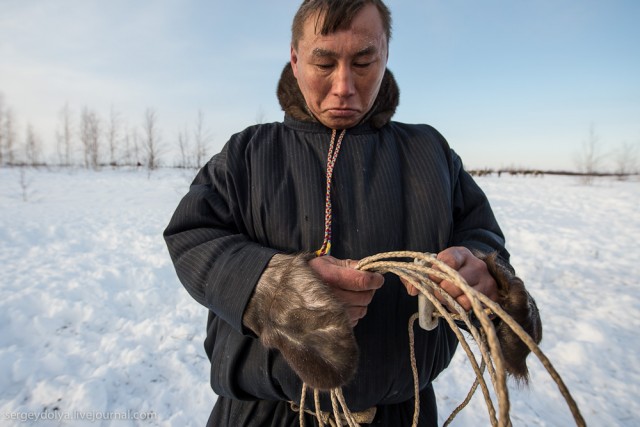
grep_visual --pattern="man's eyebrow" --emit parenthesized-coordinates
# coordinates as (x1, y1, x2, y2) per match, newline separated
(311, 48, 337, 58)
(355, 46, 378, 57)
(311, 45, 378, 58)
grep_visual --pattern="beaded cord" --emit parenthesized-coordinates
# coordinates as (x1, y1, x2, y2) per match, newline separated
(316, 129, 347, 257)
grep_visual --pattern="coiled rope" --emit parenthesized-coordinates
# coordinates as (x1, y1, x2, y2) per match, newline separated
(298, 251, 586, 427)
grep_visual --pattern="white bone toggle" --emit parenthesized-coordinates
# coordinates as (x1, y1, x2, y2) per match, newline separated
(418, 293, 438, 330)
(414, 257, 438, 331)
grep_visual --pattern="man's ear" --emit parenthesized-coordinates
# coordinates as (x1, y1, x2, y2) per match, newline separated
(290, 45, 299, 78)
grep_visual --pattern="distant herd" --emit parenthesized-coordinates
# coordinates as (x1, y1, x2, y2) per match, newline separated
(468, 169, 545, 177)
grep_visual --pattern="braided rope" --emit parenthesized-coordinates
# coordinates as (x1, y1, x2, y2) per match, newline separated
(299, 128, 583, 425)
(357, 251, 587, 427)
(371, 261, 501, 425)
(407, 312, 489, 427)
(316, 129, 347, 257)
(298, 251, 586, 427)
(314, 389, 325, 426)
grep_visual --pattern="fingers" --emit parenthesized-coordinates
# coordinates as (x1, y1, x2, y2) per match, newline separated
(307, 249, 499, 325)
(331, 281, 377, 326)
(399, 276, 420, 296)
(309, 256, 384, 292)
(343, 295, 374, 327)
(436, 247, 466, 271)
(429, 247, 498, 312)
(308, 256, 384, 326)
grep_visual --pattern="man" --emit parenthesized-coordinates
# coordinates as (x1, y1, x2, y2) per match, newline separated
(164, 1, 542, 425)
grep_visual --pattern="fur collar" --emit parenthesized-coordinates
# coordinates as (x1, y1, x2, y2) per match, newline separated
(276, 63, 400, 129)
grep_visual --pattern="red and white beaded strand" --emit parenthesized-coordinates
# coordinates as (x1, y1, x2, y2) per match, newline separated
(315, 129, 347, 257)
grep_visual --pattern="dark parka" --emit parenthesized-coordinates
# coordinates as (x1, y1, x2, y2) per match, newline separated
(164, 65, 538, 426)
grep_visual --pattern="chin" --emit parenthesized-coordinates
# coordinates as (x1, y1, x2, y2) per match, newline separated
(321, 116, 362, 130)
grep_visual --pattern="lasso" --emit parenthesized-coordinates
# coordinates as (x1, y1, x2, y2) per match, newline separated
(298, 251, 586, 427)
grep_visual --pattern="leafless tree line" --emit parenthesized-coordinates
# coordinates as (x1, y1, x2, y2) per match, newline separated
(1, 93, 637, 179)
(0, 94, 18, 166)
(574, 123, 639, 183)
(0, 94, 214, 171)
(469, 125, 639, 182)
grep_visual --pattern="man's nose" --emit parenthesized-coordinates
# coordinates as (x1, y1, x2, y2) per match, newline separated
(332, 65, 355, 98)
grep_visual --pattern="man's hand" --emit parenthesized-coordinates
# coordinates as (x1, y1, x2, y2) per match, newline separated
(402, 247, 498, 312)
(308, 256, 385, 327)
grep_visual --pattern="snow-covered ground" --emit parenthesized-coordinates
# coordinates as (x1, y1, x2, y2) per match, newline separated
(0, 168, 638, 426)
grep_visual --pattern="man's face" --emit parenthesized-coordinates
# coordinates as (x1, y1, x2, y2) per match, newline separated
(291, 4, 388, 129)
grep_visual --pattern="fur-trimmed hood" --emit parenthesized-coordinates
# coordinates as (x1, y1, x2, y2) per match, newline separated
(276, 62, 400, 129)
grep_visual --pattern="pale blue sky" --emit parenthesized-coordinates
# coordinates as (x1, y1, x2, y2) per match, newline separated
(0, 0, 638, 170)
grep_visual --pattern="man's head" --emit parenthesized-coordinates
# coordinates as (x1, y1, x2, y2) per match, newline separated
(291, 0, 392, 51)
(290, 0, 393, 129)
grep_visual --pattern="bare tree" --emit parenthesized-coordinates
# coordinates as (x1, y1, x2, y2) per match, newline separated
(106, 105, 120, 167)
(177, 126, 192, 168)
(0, 93, 4, 165)
(80, 108, 90, 168)
(193, 109, 212, 167)
(613, 142, 639, 180)
(56, 102, 74, 167)
(80, 107, 101, 170)
(122, 126, 132, 166)
(132, 127, 141, 167)
(4, 108, 17, 165)
(122, 125, 140, 167)
(19, 167, 33, 202)
(575, 123, 605, 184)
(88, 111, 101, 169)
(24, 123, 42, 167)
(142, 108, 162, 171)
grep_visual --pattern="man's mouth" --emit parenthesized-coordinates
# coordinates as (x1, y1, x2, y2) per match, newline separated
(327, 108, 359, 117)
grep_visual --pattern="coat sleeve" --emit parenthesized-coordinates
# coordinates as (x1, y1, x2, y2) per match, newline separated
(163, 143, 278, 334)
(448, 150, 543, 381)
(449, 150, 511, 263)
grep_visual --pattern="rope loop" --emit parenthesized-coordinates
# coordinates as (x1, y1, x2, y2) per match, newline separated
(298, 251, 586, 427)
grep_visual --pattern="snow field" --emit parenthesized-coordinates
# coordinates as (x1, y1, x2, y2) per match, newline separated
(0, 168, 638, 426)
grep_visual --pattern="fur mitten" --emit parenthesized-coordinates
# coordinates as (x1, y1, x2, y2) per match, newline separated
(243, 253, 359, 390)
(477, 251, 543, 383)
